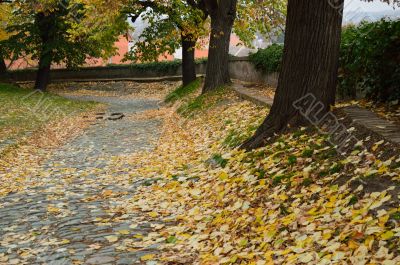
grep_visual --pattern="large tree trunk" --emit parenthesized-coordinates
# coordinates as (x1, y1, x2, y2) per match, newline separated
(202, 0, 237, 93)
(181, 34, 197, 87)
(242, 0, 344, 150)
(34, 13, 54, 91)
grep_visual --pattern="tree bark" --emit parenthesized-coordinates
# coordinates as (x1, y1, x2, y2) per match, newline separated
(181, 34, 197, 87)
(0, 55, 7, 80)
(241, 0, 344, 150)
(0, 57, 6, 74)
(0, 53, 12, 84)
(34, 13, 55, 91)
(202, 0, 237, 93)
(34, 63, 51, 91)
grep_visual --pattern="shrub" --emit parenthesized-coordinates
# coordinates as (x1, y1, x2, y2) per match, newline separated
(339, 19, 400, 102)
(129, 60, 182, 74)
(249, 20, 400, 103)
(128, 59, 207, 74)
(249, 44, 284, 74)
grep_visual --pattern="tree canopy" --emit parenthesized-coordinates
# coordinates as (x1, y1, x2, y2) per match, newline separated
(100, 0, 286, 63)
(3, 0, 125, 67)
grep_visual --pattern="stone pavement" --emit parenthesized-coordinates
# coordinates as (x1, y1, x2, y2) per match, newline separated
(0, 96, 163, 264)
(343, 105, 400, 144)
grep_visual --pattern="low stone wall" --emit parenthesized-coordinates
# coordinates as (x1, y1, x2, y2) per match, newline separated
(9, 58, 278, 86)
(229, 57, 279, 87)
(10, 65, 186, 82)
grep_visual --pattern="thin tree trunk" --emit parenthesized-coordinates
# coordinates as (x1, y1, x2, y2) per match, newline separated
(0, 57, 6, 75)
(242, 0, 344, 150)
(34, 63, 51, 91)
(202, 0, 237, 93)
(34, 13, 54, 91)
(0, 54, 11, 83)
(181, 34, 197, 87)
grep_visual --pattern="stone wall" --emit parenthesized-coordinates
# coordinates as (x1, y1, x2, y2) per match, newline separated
(9, 65, 185, 82)
(229, 57, 279, 87)
(9, 58, 278, 86)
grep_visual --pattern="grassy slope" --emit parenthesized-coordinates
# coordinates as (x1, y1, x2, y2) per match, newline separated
(0, 83, 98, 143)
(165, 78, 202, 104)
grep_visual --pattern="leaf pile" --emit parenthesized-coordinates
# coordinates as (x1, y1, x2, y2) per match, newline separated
(119, 95, 400, 264)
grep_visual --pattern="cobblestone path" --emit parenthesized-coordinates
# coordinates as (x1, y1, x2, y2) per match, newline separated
(0, 96, 163, 265)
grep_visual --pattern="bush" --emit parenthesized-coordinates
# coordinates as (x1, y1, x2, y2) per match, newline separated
(249, 20, 400, 103)
(128, 59, 207, 74)
(339, 19, 400, 102)
(129, 60, 182, 74)
(249, 44, 284, 74)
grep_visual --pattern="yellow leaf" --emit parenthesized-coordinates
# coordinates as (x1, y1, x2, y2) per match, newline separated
(279, 194, 288, 201)
(239, 238, 248, 247)
(364, 236, 374, 249)
(102, 190, 113, 197)
(129, 224, 138, 229)
(105, 235, 119, 243)
(298, 253, 314, 263)
(381, 231, 394, 240)
(118, 230, 130, 235)
(190, 189, 201, 197)
(348, 240, 359, 249)
(60, 239, 70, 245)
(141, 254, 155, 261)
(133, 234, 144, 239)
(47, 206, 60, 214)
(148, 212, 158, 218)
(219, 171, 228, 181)
(323, 232, 332, 240)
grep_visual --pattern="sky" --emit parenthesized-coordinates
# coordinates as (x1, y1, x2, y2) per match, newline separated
(344, 0, 397, 12)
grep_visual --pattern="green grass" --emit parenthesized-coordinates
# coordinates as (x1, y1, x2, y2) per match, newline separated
(165, 79, 201, 103)
(0, 83, 98, 143)
(210, 154, 228, 168)
(177, 86, 228, 118)
(223, 123, 259, 148)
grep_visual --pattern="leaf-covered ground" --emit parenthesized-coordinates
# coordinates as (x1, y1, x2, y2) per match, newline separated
(1, 82, 399, 264)
(0, 83, 104, 196)
(117, 88, 400, 264)
(0, 83, 99, 145)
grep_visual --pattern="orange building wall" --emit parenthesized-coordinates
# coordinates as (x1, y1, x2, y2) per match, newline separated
(5, 33, 242, 70)
(193, 34, 242, 59)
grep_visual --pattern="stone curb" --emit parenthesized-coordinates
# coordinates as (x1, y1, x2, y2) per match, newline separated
(232, 84, 274, 107)
(343, 105, 400, 144)
(232, 84, 400, 145)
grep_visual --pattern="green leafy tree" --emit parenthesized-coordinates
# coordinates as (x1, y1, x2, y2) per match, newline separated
(3, 0, 126, 90)
(0, 1, 11, 79)
(124, 0, 285, 89)
(123, 0, 208, 87)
